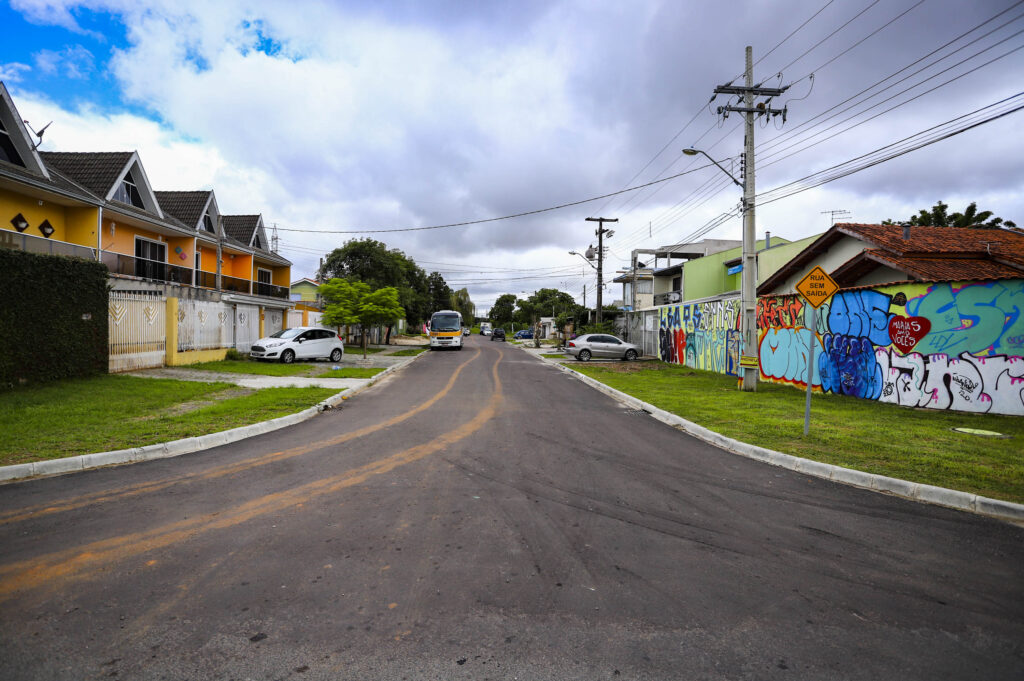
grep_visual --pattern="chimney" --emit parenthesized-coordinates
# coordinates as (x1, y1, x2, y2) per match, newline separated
(902, 225, 911, 240)
(764, 231, 771, 249)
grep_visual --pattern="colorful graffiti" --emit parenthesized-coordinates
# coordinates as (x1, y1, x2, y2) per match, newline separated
(755, 279, 1024, 415)
(659, 297, 742, 376)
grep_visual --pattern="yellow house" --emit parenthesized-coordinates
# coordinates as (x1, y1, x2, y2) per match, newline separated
(0, 81, 292, 324)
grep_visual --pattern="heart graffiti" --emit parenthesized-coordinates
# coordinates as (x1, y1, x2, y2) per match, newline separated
(888, 315, 931, 354)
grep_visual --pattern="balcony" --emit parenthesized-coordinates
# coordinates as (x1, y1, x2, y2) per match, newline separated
(654, 291, 683, 306)
(102, 251, 194, 285)
(195, 270, 217, 289)
(221, 274, 251, 294)
(0, 230, 96, 260)
(255, 281, 290, 299)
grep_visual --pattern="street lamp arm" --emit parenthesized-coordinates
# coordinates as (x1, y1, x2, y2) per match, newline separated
(683, 148, 741, 186)
(568, 250, 597, 270)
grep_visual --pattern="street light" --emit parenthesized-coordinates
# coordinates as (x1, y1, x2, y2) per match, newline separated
(568, 250, 597, 270)
(684, 146, 757, 391)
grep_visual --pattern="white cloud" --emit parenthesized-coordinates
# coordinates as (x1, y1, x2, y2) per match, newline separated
(34, 45, 96, 78)
(0, 63, 32, 82)
(7, 0, 1024, 304)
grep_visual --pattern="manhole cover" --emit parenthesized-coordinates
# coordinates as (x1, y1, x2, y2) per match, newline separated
(951, 427, 1010, 438)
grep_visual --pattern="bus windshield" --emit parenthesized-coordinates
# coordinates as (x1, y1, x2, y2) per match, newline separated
(430, 313, 461, 332)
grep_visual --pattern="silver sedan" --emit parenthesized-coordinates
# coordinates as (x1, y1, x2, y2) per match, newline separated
(565, 333, 640, 361)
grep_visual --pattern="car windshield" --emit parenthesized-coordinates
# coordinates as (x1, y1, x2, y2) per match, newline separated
(269, 328, 304, 339)
(431, 314, 461, 332)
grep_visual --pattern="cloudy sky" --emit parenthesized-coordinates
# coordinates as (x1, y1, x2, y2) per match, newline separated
(3, 0, 1023, 311)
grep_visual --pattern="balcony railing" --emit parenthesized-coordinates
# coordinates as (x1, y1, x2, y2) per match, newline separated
(255, 281, 290, 299)
(102, 252, 194, 285)
(0, 230, 96, 260)
(221, 274, 252, 294)
(195, 270, 217, 288)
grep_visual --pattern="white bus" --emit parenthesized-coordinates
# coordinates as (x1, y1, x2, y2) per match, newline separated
(429, 310, 464, 350)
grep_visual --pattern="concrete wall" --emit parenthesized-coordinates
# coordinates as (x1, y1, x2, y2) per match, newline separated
(757, 279, 1024, 416)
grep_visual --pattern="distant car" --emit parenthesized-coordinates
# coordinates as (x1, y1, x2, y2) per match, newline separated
(491, 328, 506, 342)
(250, 327, 344, 364)
(564, 333, 639, 362)
(513, 329, 533, 340)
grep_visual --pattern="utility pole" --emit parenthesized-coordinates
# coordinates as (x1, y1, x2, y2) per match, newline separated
(586, 217, 617, 324)
(714, 46, 788, 391)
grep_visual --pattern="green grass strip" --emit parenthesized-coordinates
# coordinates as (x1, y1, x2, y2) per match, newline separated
(390, 348, 427, 356)
(541, 354, 567, 359)
(186, 359, 312, 376)
(0, 375, 337, 465)
(318, 367, 385, 379)
(571, 363, 1024, 504)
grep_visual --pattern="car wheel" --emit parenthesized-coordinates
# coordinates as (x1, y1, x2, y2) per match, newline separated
(625, 349, 638, 361)
(578, 349, 592, 361)
(281, 349, 295, 364)
(330, 348, 343, 362)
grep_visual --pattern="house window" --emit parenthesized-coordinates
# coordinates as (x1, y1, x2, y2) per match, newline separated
(257, 268, 272, 284)
(0, 118, 25, 167)
(114, 170, 144, 208)
(635, 279, 653, 294)
(134, 236, 167, 280)
(671, 275, 682, 291)
(202, 212, 215, 233)
(253, 233, 262, 249)
(195, 249, 201, 270)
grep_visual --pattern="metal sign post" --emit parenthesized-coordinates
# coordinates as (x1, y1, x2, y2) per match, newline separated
(794, 266, 839, 436)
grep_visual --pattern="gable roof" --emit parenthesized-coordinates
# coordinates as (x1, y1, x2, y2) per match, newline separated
(39, 151, 134, 198)
(758, 223, 1024, 293)
(155, 190, 212, 229)
(0, 82, 50, 180)
(222, 214, 260, 244)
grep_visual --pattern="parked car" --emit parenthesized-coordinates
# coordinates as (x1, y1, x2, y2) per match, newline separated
(250, 327, 344, 363)
(564, 333, 640, 361)
(491, 328, 506, 342)
(513, 329, 533, 340)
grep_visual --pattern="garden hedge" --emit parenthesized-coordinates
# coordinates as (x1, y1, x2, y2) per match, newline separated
(0, 249, 109, 388)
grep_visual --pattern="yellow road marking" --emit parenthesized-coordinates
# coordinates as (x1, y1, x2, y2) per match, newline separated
(0, 351, 504, 601)
(0, 347, 484, 526)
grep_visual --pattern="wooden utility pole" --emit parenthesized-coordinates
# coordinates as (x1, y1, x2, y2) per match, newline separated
(586, 217, 617, 323)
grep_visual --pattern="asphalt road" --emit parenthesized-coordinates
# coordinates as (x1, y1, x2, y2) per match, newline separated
(1, 336, 1022, 680)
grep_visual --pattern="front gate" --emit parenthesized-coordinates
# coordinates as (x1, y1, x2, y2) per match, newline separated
(108, 291, 166, 372)
(234, 304, 260, 352)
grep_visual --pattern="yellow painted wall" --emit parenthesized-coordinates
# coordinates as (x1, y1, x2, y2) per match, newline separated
(273, 266, 290, 287)
(198, 247, 217, 272)
(167, 236, 193, 266)
(0, 187, 101, 245)
(222, 253, 252, 278)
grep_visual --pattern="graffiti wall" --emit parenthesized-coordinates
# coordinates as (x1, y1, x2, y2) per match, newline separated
(659, 296, 742, 377)
(756, 279, 1024, 416)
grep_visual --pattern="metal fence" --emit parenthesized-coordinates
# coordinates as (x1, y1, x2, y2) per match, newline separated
(108, 291, 166, 372)
(177, 299, 231, 351)
(623, 310, 659, 358)
(287, 310, 304, 328)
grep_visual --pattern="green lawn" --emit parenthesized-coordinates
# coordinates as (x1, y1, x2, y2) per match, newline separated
(0, 375, 337, 465)
(318, 367, 385, 379)
(390, 348, 427, 356)
(541, 353, 567, 359)
(186, 359, 312, 375)
(571, 363, 1024, 504)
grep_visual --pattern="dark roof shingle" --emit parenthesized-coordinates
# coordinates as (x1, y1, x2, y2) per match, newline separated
(155, 190, 211, 229)
(222, 215, 259, 244)
(38, 151, 133, 198)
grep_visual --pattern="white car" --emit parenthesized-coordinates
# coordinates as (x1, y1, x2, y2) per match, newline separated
(250, 327, 344, 363)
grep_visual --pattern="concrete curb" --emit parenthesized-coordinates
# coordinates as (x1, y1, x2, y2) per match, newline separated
(0, 352, 426, 484)
(535, 351, 1024, 524)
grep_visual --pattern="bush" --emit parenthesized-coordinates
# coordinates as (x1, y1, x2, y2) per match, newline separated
(225, 348, 247, 361)
(0, 249, 109, 388)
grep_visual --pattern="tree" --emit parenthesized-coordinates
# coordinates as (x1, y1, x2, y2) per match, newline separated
(490, 294, 517, 329)
(883, 201, 1016, 229)
(317, 238, 436, 330)
(426, 272, 453, 316)
(449, 287, 475, 326)
(320, 278, 404, 358)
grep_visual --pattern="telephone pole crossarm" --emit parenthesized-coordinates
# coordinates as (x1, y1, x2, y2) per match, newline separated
(585, 217, 617, 324)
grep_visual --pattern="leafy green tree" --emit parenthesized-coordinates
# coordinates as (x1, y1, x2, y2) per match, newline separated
(317, 238, 437, 330)
(449, 287, 475, 326)
(490, 294, 517, 329)
(883, 201, 1016, 229)
(320, 278, 404, 358)
(426, 272, 453, 315)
